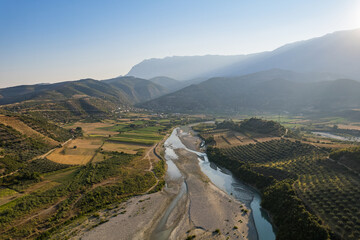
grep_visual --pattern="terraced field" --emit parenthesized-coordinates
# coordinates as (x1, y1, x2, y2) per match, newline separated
(221, 139, 321, 164)
(209, 137, 360, 239)
(196, 118, 360, 240)
(0, 115, 59, 146)
(196, 122, 282, 148)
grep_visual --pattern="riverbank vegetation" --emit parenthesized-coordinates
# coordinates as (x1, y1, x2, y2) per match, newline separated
(202, 119, 360, 240)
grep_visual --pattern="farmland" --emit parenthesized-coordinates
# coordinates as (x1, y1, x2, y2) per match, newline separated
(0, 112, 205, 239)
(47, 116, 169, 164)
(47, 138, 103, 165)
(0, 115, 59, 146)
(201, 118, 360, 240)
(195, 120, 284, 148)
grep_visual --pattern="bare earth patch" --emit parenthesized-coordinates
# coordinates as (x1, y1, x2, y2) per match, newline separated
(47, 148, 95, 165)
(66, 122, 116, 137)
(334, 124, 360, 131)
(47, 138, 103, 165)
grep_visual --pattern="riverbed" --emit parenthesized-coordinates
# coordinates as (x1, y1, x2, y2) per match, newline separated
(176, 127, 276, 240)
(149, 127, 257, 239)
(79, 126, 275, 240)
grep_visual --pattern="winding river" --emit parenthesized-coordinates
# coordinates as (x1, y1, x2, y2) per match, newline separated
(154, 127, 276, 240)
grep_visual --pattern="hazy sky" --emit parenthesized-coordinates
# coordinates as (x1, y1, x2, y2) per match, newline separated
(1, 0, 360, 88)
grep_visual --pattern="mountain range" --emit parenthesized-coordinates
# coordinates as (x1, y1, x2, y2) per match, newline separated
(127, 29, 360, 81)
(2, 28, 360, 118)
(137, 69, 360, 114)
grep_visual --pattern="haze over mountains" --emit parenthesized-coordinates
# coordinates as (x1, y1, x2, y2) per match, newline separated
(128, 29, 360, 81)
(138, 69, 360, 113)
(1, 28, 360, 116)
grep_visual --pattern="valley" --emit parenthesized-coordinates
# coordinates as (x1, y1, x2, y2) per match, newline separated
(66, 117, 360, 240)
(3, 2, 360, 240)
(0, 77, 360, 240)
(0, 112, 204, 239)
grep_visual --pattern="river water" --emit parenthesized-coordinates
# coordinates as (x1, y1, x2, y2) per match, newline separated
(154, 127, 276, 240)
(149, 129, 186, 240)
(312, 131, 360, 142)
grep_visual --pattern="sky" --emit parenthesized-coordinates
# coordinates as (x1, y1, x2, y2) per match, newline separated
(1, 0, 360, 88)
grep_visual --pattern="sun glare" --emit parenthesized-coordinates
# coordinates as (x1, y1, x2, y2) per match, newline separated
(355, 1, 360, 27)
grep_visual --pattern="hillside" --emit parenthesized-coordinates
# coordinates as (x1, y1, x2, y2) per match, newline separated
(128, 29, 360, 80)
(138, 69, 360, 113)
(330, 147, 360, 173)
(216, 118, 286, 137)
(200, 120, 360, 240)
(0, 77, 168, 122)
(103, 76, 168, 103)
(0, 79, 130, 106)
(148, 76, 183, 92)
(0, 113, 72, 174)
(0, 77, 168, 106)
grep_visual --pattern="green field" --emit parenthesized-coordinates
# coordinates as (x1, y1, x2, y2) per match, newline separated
(102, 121, 167, 145)
(109, 132, 163, 145)
(0, 188, 17, 197)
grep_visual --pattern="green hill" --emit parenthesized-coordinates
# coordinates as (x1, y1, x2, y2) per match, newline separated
(216, 118, 286, 137)
(149, 76, 183, 92)
(0, 113, 72, 174)
(103, 76, 168, 103)
(0, 77, 168, 122)
(0, 79, 128, 105)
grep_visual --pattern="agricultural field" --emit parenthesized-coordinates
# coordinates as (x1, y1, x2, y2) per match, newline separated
(0, 115, 59, 146)
(198, 127, 282, 148)
(101, 142, 144, 154)
(197, 118, 357, 150)
(221, 139, 322, 165)
(294, 159, 360, 240)
(104, 120, 168, 145)
(0, 152, 158, 239)
(0, 112, 205, 239)
(66, 121, 116, 137)
(203, 119, 360, 240)
(233, 114, 360, 137)
(333, 124, 360, 131)
(47, 138, 103, 165)
(48, 116, 170, 165)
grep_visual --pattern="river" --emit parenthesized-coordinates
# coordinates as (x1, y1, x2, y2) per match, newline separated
(312, 131, 360, 142)
(154, 127, 276, 240)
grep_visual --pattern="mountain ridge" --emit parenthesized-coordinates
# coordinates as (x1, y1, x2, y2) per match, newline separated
(127, 28, 360, 81)
(137, 69, 360, 114)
